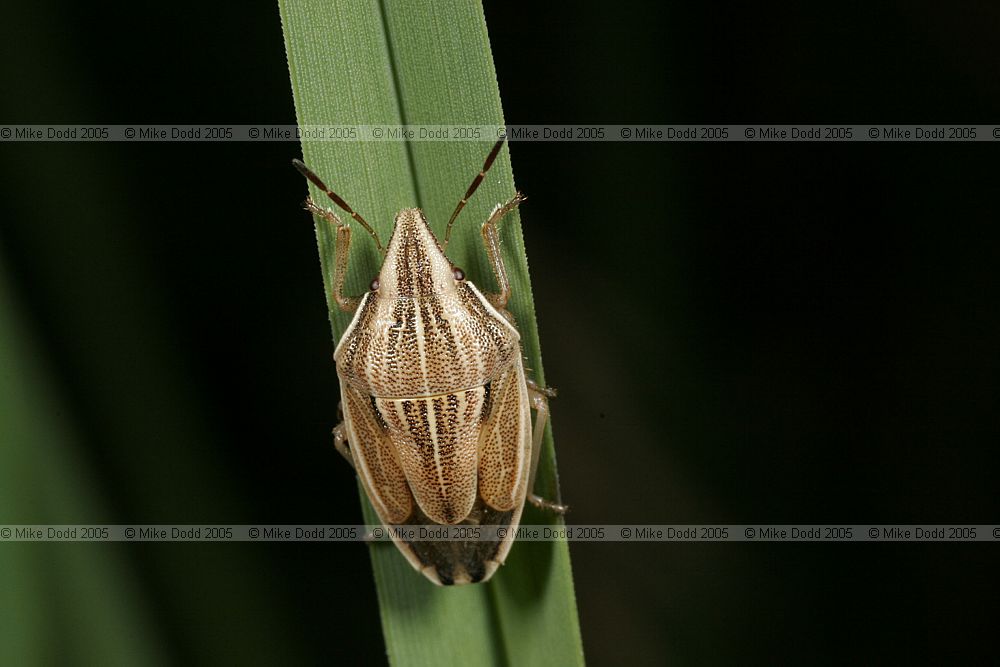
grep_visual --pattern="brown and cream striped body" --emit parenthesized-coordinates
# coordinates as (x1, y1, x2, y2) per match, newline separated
(294, 139, 561, 585)
(337, 209, 532, 584)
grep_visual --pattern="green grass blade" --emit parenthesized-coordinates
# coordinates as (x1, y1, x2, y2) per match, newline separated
(278, 1, 584, 664)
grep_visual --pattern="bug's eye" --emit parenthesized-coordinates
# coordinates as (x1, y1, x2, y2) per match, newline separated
(369, 277, 380, 291)
(453, 267, 465, 281)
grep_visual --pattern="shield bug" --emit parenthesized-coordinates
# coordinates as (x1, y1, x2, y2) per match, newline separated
(293, 139, 565, 585)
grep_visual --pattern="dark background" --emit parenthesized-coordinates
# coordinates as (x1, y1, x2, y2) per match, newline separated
(2, 0, 999, 664)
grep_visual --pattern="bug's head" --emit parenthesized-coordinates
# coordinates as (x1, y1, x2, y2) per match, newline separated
(376, 208, 464, 299)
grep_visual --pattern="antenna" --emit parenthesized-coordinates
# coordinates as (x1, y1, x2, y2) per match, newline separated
(292, 159, 384, 253)
(444, 137, 507, 249)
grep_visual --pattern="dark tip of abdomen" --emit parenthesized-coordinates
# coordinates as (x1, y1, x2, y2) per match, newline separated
(467, 561, 487, 583)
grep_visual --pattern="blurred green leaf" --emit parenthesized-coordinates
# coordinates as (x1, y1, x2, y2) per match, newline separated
(278, 0, 583, 664)
(0, 251, 165, 666)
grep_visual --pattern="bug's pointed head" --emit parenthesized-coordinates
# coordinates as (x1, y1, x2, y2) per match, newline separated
(378, 208, 461, 299)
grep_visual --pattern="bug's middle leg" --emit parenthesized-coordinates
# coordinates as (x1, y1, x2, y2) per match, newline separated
(332, 421, 355, 468)
(480, 192, 526, 310)
(526, 379, 568, 514)
(304, 197, 360, 313)
(331, 401, 355, 468)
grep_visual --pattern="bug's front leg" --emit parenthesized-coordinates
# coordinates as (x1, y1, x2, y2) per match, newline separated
(304, 197, 360, 313)
(526, 379, 568, 514)
(480, 192, 527, 310)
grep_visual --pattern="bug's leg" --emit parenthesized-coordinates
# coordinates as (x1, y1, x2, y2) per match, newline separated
(332, 420, 355, 469)
(304, 197, 360, 313)
(294, 158, 383, 312)
(480, 191, 527, 310)
(526, 379, 568, 514)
